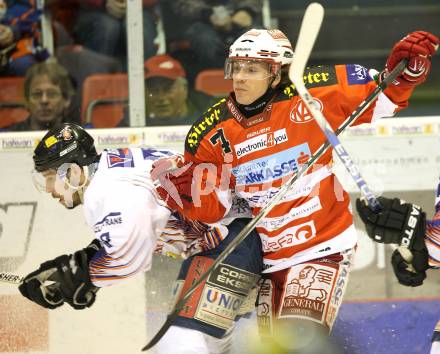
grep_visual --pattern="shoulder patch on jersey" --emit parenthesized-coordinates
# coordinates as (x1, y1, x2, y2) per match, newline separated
(106, 148, 134, 168)
(345, 64, 373, 85)
(141, 148, 174, 160)
(303, 65, 337, 89)
(185, 98, 230, 155)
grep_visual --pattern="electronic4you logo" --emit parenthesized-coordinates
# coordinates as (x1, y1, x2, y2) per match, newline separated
(234, 128, 288, 158)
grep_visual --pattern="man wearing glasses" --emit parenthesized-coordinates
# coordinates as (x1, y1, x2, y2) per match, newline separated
(3, 62, 75, 131)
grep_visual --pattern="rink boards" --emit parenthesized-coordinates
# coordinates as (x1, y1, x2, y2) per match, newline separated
(1, 116, 440, 353)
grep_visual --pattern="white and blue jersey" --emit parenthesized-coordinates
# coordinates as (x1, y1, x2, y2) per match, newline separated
(83, 147, 250, 287)
(83, 147, 174, 287)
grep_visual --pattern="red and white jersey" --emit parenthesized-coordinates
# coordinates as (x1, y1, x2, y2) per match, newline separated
(83, 148, 243, 287)
(181, 64, 414, 272)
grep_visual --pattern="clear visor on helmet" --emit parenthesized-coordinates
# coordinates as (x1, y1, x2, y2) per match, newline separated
(224, 58, 281, 80)
(31, 163, 88, 193)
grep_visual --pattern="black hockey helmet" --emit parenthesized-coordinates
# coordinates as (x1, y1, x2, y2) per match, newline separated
(33, 123, 98, 172)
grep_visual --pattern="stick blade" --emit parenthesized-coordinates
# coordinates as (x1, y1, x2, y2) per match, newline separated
(289, 2, 324, 83)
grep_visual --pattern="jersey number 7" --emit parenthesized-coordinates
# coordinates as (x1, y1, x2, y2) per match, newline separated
(209, 128, 232, 154)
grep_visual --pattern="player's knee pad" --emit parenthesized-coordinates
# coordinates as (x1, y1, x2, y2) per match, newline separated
(171, 218, 262, 338)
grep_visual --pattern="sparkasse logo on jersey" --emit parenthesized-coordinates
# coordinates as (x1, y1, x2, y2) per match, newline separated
(234, 128, 288, 158)
(232, 143, 311, 186)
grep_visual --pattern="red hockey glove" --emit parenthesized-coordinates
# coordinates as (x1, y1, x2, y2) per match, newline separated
(151, 155, 185, 181)
(155, 162, 195, 212)
(386, 30, 439, 87)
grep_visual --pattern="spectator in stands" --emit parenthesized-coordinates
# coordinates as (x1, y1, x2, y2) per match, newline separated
(169, 0, 262, 80)
(4, 62, 75, 131)
(120, 54, 215, 126)
(73, 0, 158, 69)
(0, 0, 49, 76)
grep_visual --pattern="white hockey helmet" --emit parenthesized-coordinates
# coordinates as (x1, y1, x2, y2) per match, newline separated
(225, 29, 294, 79)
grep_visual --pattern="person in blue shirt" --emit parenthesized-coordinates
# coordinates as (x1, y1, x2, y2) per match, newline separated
(0, 0, 49, 76)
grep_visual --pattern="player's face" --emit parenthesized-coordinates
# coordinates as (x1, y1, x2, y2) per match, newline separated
(37, 165, 84, 209)
(26, 74, 70, 124)
(231, 60, 273, 105)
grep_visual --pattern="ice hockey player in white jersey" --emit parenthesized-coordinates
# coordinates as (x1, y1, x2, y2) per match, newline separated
(18, 123, 262, 354)
(19, 123, 181, 305)
(356, 190, 440, 354)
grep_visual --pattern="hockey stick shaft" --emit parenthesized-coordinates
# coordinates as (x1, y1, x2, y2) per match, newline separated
(142, 71, 396, 349)
(0, 272, 24, 285)
(143, 144, 322, 350)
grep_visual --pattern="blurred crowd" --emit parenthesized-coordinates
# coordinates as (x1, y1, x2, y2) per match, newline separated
(0, 0, 263, 131)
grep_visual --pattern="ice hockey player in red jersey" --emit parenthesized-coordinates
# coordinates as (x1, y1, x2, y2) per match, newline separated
(152, 28, 439, 350)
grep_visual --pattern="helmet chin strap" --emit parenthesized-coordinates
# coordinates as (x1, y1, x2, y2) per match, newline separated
(67, 163, 98, 204)
(76, 167, 88, 204)
(268, 75, 277, 88)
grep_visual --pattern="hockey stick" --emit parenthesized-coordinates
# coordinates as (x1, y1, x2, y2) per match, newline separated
(289, 4, 406, 213)
(142, 4, 406, 351)
(0, 272, 24, 285)
(289, 4, 410, 258)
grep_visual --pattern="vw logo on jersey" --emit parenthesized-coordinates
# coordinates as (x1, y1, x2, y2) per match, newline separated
(290, 97, 323, 124)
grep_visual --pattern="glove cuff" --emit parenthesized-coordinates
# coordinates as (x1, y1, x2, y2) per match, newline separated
(391, 249, 426, 287)
(83, 239, 102, 262)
